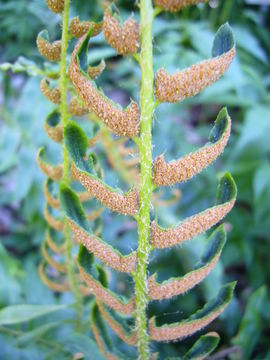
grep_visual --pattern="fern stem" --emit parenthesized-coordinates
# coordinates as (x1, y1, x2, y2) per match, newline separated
(135, 0, 154, 358)
(60, 1, 70, 175)
(60, 0, 82, 331)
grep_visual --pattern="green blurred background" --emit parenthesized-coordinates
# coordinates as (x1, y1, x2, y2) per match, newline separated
(0, 0, 270, 359)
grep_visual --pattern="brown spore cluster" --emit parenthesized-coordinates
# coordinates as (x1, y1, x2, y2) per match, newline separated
(149, 305, 226, 341)
(88, 60, 106, 79)
(153, 115, 231, 186)
(69, 17, 103, 38)
(36, 35, 61, 62)
(40, 79, 61, 104)
(72, 165, 139, 216)
(37, 152, 63, 181)
(44, 122, 63, 144)
(69, 219, 137, 273)
(104, 9, 140, 55)
(69, 97, 89, 116)
(154, 0, 208, 12)
(155, 47, 235, 103)
(78, 265, 135, 314)
(69, 36, 140, 137)
(148, 252, 220, 300)
(151, 199, 235, 249)
(97, 302, 137, 345)
(46, 0, 64, 13)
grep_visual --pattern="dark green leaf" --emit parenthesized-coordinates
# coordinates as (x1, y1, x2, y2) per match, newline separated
(216, 172, 237, 205)
(212, 23, 235, 58)
(183, 332, 220, 360)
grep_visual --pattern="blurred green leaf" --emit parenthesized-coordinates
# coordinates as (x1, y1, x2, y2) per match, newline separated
(253, 163, 270, 200)
(0, 304, 68, 325)
(233, 286, 267, 358)
(0, 243, 23, 307)
(60, 333, 106, 360)
(0, 125, 20, 173)
(234, 106, 270, 155)
(16, 321, 61, 347)
(234, 26, 268, 63)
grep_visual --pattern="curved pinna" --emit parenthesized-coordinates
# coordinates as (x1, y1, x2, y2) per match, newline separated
(155, 24, 235, 103)
(65, 121, 139, 216)
(151, 173, 237, 249)
(69, 30, 140, 137)
(153, 108, 231, 186)
(60, 184, 137, 273)
(149, 225, 226, 300)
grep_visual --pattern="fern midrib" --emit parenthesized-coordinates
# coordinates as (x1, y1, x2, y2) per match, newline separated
(135, 0, 155, 358)
(59, 0, 83, 331)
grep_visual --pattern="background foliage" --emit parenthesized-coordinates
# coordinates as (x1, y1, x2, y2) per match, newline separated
(0, 0, 270, 359)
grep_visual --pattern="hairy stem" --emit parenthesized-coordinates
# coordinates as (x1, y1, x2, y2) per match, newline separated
(135, 0, 154, 358)
(60, 0, 82, 331)
(60, 1, 70, 179)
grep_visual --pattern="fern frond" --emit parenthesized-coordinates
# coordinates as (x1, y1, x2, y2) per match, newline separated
(155, 24, 235, 103)
(37, 148, 63, 180)
(65, 122, 139, 215)
(41, 241, 67, 273)
(36, 30, 61, 62)
(91, 303, 120, 360)
(149, 225, 226, 300)
(149, 283, 235, 341)
(69, 31, 140, 137)
(88, 59, 106, 79)
(69, 97, 89, 116)
(86, 206, 104, 222)
(104, 7, 140, 55)
(152, 173, 236, 249)
(99, 127, 140, 186)
(97, 302, 137, 346)
(44, 109, 63, 143)
(78, 246, 135, 314)
(44, 204, 64, 232)
(44, 178, 93, 209)
(45, 228, 65, 254)
(152, 188, 181, 208)
(69, 17, 103, 38)
(70, 214, 137, 273)
(60, 184, 137, 273)
(35, 2, 238, 357)
(46, 0, 64, 13)
(154, 0, 208, 12)
(40, 79, 61, 104)
(153, 108, 231, 186)
(44, 179, 60, 208)
(39, 262, 70, 292)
